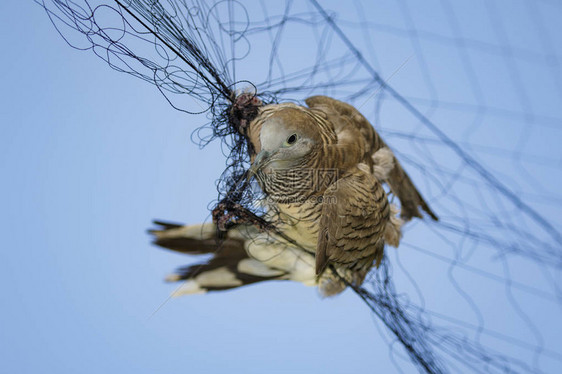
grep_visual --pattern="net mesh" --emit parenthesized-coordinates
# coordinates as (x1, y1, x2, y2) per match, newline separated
(39, 1, 562, 373)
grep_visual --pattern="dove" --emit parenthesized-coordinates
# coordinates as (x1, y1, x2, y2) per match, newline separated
(151, 95, 437, 296)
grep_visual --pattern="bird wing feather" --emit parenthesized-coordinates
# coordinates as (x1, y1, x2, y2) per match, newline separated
(316, 166, 388, 276)
(305, 95, 438, 221)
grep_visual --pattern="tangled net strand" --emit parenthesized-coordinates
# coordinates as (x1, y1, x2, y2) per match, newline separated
(39, 1, 562, 373)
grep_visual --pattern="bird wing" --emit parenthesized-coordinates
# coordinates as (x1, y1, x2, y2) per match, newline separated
(316, 166, 388, 277)
(305, 95, 438, 221)
(149, 221, 286, 294)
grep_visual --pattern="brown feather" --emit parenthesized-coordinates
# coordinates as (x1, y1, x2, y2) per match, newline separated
(316, 166, 389, 278)
(305, 95, 438, 221)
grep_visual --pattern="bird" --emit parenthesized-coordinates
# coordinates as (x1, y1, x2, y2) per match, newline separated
(150, 95, 437, 297)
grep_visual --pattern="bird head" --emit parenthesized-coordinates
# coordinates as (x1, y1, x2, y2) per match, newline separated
(249, 107, 320, 177)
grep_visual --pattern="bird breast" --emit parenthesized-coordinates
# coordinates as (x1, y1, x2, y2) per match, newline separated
(274, 199, 325, 253)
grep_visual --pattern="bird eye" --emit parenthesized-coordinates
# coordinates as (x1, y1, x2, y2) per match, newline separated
(286, 133, 298, 146)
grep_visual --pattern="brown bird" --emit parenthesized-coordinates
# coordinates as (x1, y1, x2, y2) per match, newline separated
(151, 95, 437, 296)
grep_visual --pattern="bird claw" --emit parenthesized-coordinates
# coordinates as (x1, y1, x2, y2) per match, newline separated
(212, 200, 274, 233)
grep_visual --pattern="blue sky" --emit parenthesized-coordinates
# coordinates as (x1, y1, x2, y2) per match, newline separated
(2, 1, 562, 373)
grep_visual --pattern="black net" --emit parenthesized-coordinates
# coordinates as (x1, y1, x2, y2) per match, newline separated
(39, 1, 562, 373)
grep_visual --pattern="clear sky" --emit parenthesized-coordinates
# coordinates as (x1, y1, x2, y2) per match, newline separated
(2, 1, 562, 373)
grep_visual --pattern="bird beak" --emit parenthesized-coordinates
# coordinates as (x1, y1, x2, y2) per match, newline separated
(247, 150, 270, 180)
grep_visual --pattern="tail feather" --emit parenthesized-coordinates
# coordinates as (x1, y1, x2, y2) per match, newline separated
(387, 162, 438, 221)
